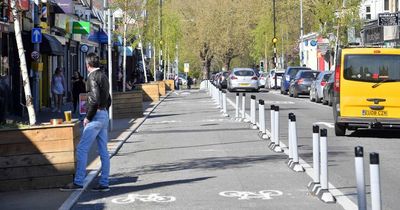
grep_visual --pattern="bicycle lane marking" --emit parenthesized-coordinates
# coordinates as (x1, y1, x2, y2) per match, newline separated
(111, 193, 176, 204)
(219, 190, 283, 200)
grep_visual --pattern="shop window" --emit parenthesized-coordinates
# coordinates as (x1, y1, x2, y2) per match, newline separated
(384, 0, 389, 11)
(0, 0, 9, 22)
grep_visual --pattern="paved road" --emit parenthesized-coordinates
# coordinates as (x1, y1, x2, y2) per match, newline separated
(73, 90, 344, 210)
(225, 89, 400, 210)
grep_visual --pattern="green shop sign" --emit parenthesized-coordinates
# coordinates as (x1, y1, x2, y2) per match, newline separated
(72, 21, 90, 34)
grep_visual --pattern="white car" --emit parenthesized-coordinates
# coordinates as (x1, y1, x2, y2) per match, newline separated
(227, 68, 259, 92)
(179, 77, 187, 85)
(266, 69, 284, 89)
(259, 72, 267, 88)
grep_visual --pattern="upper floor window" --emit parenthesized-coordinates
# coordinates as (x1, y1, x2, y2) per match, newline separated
(384, 0, 389, 11)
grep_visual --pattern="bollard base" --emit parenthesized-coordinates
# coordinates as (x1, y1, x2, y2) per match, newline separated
(251, 124, 258, 130)
(316, 189, 336, 203)
(268, 142, 275, 149)
(289, 162, 305, 172)
(307, 181, 321, 195)
(223, 113, 229, 117)
(261, 134, 270, 140)
(286, 158, 293, 165)
(243, 118, 250, 123)
(220, 109, 224, 113)
(273, 145, 283, 153)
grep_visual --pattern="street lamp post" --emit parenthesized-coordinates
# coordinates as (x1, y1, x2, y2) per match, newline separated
(159, 0, 163, 80)
(300, 0, 304, 66)
(273, 0, 277, 90)
(105, 0, 113, 130)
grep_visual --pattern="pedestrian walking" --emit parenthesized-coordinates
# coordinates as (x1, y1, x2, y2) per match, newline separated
(72, 71, 86, 114)
(51, 67, 65, 113)
(174, 75, 180, 90)
(60, 53, 112, 192)
(187, 76, 193, 89)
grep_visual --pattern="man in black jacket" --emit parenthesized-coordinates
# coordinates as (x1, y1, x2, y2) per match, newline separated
(61, 53, 111, 192)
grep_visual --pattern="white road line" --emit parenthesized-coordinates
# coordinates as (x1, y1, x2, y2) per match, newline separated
(225, 97, 357, 210)
(314, 122, 334, 128)
(268, 91, 332, 109)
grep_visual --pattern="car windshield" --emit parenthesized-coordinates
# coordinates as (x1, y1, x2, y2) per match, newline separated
(288, 68, 310, 78)
(344, 55, 400, 82)
(299, 71, 318, 79)
(234, 70, 254, 76)
(322, 73, 332, 81)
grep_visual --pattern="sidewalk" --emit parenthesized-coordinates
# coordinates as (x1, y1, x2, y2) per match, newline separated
(0, 97, 165, 210)
(71, 90, 344, 210)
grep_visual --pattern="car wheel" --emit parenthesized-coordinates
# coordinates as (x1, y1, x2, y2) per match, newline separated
(335, 123, 346, 136)
(289, 88, 293, 97)
(293, 89, 299, 98)
(322, 98, 328, 105)
(309, 92, 315, 102)
(328, 94, 333, 106)
(315, 92, 321, 103)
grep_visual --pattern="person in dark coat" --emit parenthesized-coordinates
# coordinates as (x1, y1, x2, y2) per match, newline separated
(72, 71, 86, 113)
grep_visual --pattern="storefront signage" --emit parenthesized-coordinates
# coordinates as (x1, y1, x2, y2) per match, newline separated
(55, 14, 69, 30)
(364, 26, 384, 44)
(80, 44, 89, 53)
(72, 21, 90, 34)
(378, 13, 398, 26)
(53, 0, 73, 14)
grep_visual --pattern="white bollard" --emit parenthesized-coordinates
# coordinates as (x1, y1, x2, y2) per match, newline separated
(370, 153, 381, 210)
(287, 113, 294, 164)
(307, 125, 320, 193)
(315, 128, 335, 203)
(288, 114, 304, 172)
(219, 89, 223, 109)
(241, 93, 246, 121)
(273, 106, 283, 152)
(320, 129, 328, 191)
(313, 125, 320, 183)
(355, 146, 366, 210)
(250, 95, 257, 129)
(222, 90, 229, 117)
(235, 93, 240, 119)
(270, 105, 276, 147)
(258, 100, 265, 135)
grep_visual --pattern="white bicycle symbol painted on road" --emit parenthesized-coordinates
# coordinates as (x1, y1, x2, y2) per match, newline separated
(112, 193, 176, 204)
(219, 190, 283, 200)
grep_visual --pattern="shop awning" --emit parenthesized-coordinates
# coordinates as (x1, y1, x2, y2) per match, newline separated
(41, 34, 64, 56)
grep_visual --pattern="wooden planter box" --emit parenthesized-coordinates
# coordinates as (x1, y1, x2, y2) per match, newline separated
(152, 81, 166, 96)
(138, 83, 160, 102)
(0, 121, 81, 191)
(164, 80, 175, 91)
(112, 91, 143, 119)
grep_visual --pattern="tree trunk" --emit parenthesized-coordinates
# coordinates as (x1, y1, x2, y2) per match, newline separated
(11, 0, 36, 125)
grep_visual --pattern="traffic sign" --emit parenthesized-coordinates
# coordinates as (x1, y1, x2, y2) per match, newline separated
(184, 63, 190, 73)
(31, 28, 42, 43)
(31, 51, 40, 60)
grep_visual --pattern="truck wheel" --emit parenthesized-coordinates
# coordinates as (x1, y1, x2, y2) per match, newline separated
(335, 123, 346, 136)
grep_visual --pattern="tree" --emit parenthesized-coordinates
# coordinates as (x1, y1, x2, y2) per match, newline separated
(10, 0, 36, 125)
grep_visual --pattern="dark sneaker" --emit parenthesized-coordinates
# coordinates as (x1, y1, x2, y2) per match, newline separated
(60, 183, 83, 191)
(91, 185, 110, 192)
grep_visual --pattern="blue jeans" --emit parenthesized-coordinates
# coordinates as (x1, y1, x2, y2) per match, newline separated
(74, 110, 110, 186)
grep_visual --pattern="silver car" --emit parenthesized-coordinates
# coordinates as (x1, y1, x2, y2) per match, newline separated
(309, 71, 332, 103)
(227, 68, 259, 92)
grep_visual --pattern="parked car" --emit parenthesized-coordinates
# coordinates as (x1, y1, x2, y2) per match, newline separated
(310, 71, 333, 103)
(333, 47, 400, 136)
(227, 68, 259, 92)
(288, 70, 320, 97)
(259, 72, 267, 88)
(266, 69, 285, 89)
(179, 77, 187, 85)
(322, 73, 335, 106)
(218, 71, 230, 89)
(281, 66, 311, 94)
(210, 72, 218, 85)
